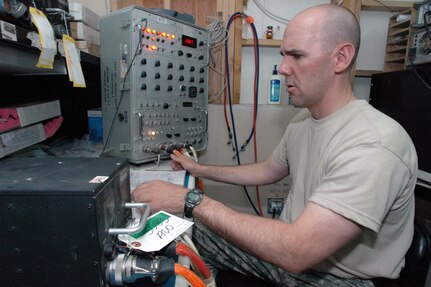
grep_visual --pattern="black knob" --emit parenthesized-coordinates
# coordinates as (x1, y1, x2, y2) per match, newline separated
(167, 85, 173, 91)
(155, 85, 160, 91)
(179, 64, 184, 70)
(186, 53, 192, 58)
(163, 103, 169, 109)
(167, 74, 173, 80)
(200, 68, 204, 73)
(190, 77, 195, 82)
(141, 84, 147, 90)
(155, 73, 160, 79)
(179, 75, 184, 81)
(181, 86, 186, 91)
(167, 62, 173, 68)
(155, 60, 160, 66)
(190, 66, 195, 72)
(178, 50, 184, 56)
(199, 78, 204, 83)
(166, 134, 172, 138)
(198, 55, 204, 60)
(141, 58, 147, 65)
(199, 88, 204, 93)
(141, 71, 147, 77)
(199, 41, 204, 46)
(174, 133, 181, 137)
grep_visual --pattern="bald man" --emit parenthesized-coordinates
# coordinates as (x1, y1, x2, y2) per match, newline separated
(133, 4, 417, 286)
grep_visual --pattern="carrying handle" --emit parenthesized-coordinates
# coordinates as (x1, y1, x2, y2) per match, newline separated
(108, 202, 151, 235)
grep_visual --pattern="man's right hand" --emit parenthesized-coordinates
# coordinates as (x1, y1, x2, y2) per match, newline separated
(170, 152, 202, 177)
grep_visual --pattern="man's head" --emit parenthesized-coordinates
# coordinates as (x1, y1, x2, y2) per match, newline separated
(279, 4, 360, 115)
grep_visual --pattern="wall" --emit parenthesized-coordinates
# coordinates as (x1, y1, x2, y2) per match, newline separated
(199, 104, 300, 215)
(69, 0, 107, 16)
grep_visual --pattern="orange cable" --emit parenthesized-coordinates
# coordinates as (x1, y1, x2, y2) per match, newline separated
(174, 263, 206, 287)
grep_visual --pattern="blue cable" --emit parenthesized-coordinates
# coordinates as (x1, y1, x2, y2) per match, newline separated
(225, 13, 261, 216)
(241, 22, 260, 151)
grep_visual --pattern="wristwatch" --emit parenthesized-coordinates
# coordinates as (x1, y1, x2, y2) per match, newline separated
(184, 188, 203, 218)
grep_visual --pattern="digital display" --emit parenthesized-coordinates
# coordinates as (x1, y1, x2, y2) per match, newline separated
(182, 35, 197, 48)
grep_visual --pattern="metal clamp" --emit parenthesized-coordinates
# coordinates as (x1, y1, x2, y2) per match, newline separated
(108, 203, 151, 235)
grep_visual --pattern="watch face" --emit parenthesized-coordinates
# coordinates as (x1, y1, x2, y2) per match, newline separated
(186, 189, 203, 204)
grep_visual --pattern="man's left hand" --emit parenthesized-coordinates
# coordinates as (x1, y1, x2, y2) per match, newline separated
(132, 180, 188, 214)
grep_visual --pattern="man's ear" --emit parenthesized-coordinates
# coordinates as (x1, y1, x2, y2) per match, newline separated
(334, 43, 355, 73)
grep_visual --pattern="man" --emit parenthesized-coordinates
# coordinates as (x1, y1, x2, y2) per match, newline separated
(133, 4, 417, 286)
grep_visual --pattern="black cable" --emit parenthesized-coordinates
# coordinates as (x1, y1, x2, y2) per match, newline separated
(101, 19, 147, 156)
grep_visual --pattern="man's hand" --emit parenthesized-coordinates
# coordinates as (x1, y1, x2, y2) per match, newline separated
(132, 180, 188, 214)
(170, 153, 202, 176)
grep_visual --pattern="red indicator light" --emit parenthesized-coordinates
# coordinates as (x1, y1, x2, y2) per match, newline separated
(151, 45, 157, 50)
(146, 28, 151, 33)
(151, 37, 156, 41)
(152, 29, 156, 34)
(162, 32, 166, 37)
(171, 34, 176, 39)
(167, 34, 171, 38)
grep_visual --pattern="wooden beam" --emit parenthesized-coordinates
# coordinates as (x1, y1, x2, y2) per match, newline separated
(232, 0, 243, 104)
(361, 0, 413, 11)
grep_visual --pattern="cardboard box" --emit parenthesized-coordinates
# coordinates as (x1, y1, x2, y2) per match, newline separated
(88, 109, 102, 143)
(75, 40, 100, 57)
(68, 3, 100, 31)
(70, 22, 100, 45)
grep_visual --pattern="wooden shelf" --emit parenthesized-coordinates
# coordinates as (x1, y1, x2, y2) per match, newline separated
(387, 45, 407, 53)
(384, 8, 413, 72)
(355, 70, 383, 77)
(242, 39, 282, 47)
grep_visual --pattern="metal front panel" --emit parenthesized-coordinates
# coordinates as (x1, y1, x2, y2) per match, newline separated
(101, 6, 209, 163)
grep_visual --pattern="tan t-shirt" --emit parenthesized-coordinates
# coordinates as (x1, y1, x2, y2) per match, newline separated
(272, 100, 417, 279)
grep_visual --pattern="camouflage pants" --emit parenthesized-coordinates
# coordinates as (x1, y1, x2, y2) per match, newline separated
(192, 221, 375, 287)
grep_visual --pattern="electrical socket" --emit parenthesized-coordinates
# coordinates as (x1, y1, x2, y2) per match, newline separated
(267, 198, 284, 216)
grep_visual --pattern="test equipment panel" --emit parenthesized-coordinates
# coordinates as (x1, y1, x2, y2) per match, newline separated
(100, 6, 210, 164)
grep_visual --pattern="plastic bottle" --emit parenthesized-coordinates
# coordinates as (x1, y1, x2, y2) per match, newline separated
(268, 64, 281, 104)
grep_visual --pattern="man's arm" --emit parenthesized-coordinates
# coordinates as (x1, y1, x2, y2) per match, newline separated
(132, 181, 362, 273)
(194, 197, 362, 273)
(171, 154, 289, 186)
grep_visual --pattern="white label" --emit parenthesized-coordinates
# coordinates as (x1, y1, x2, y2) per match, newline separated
(89, 176, 109, 183)
(118, 211, 194, 252)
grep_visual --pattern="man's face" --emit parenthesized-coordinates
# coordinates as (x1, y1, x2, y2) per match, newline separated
(278, 14, 334, 109)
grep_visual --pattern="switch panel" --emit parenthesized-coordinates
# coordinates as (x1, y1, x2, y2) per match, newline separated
(100, 6, 209, 163)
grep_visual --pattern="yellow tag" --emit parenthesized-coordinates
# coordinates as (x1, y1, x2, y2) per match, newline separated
(29, 7, 57, 69)
(63, 34, 86, 88)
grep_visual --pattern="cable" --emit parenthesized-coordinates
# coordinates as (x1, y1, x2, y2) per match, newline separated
(101, 19, 147, 156)
(174, 263, 206, 287)
(176, 242, 212, 280)
(225, 12, 261, 216)
(251, 0, 290, 25)
(180, 234, 200, 255)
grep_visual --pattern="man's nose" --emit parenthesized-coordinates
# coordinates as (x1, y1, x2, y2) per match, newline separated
(278, 60, 292, 76)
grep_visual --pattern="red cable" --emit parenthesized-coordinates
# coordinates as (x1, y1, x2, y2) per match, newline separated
(176, 242, 212, 280)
